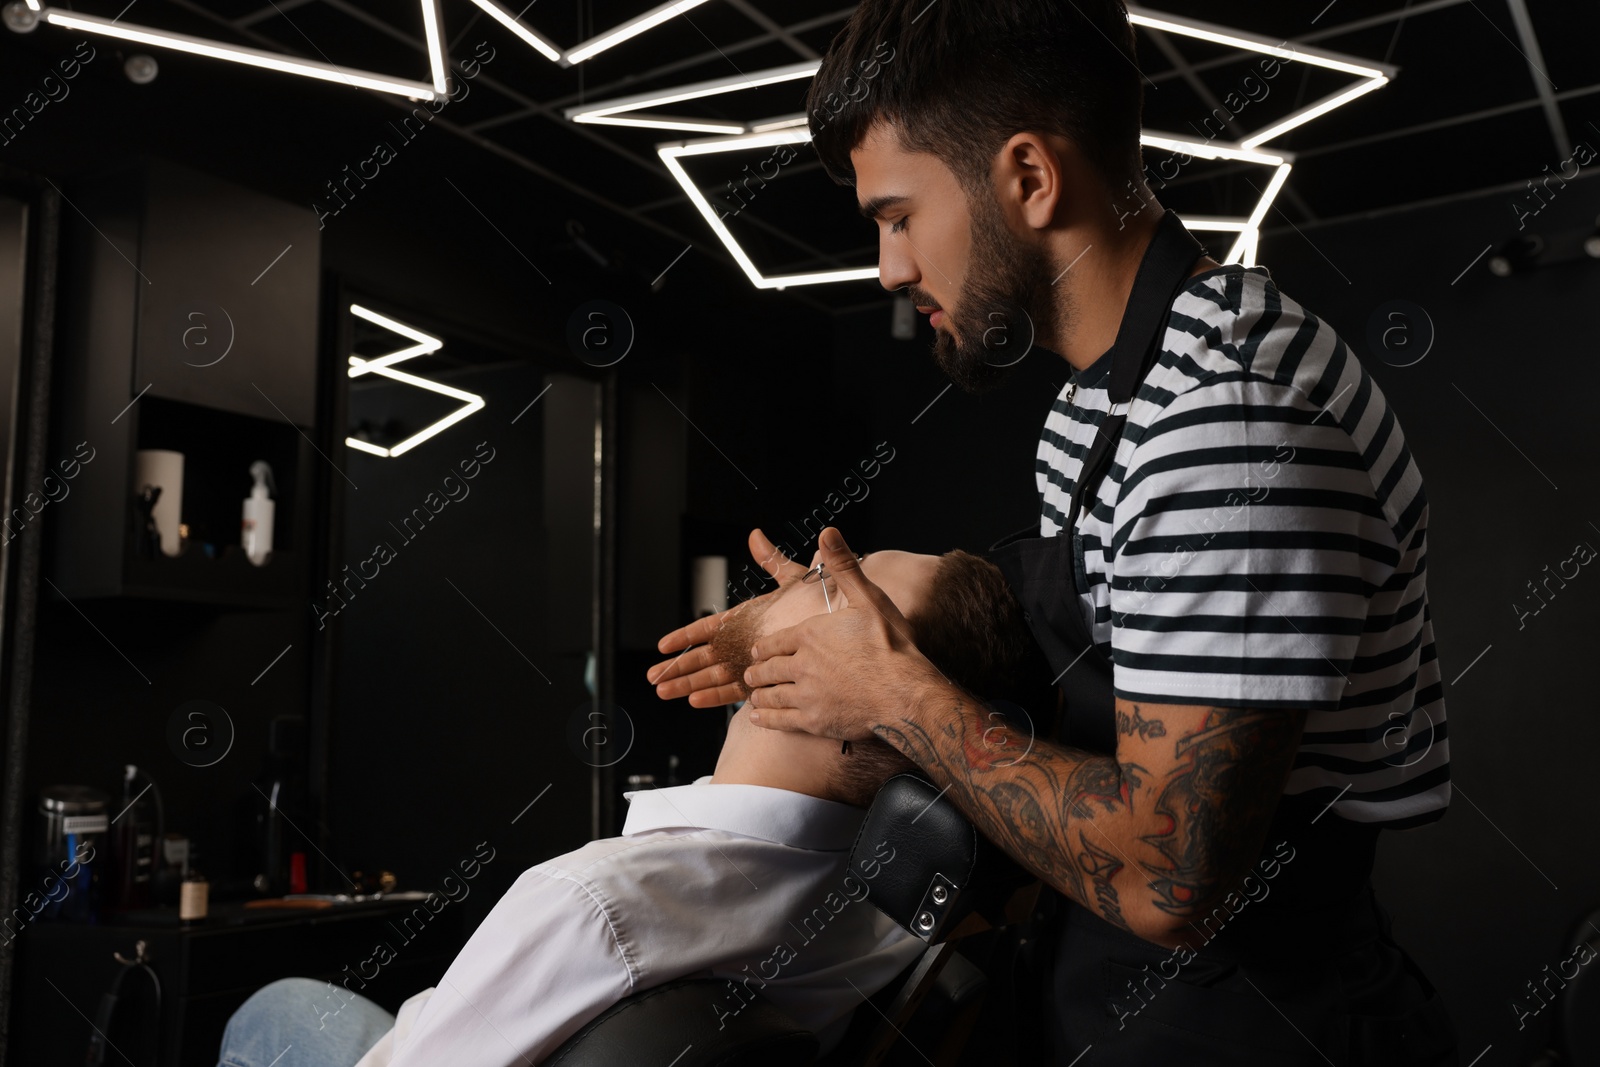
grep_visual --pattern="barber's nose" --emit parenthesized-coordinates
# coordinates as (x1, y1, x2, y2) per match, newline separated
(878, 238, 917, 293)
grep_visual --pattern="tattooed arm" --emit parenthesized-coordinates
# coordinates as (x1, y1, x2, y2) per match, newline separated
(878, 692, 1304, 945)
(741, 530, 1306, 948)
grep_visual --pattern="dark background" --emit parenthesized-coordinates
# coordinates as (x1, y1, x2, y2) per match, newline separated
(0, 0, 1594, 1064)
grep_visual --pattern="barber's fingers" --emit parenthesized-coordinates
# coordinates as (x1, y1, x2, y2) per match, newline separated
(748, 618, 811, 668)
(817, 527, 900, 622)
(741, 648, 795, 690)
(744, 687, 805, 729)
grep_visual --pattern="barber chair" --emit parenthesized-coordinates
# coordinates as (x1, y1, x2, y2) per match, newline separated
(545, 774, 1040, 1066)
(1547, 904, 1600, 1067)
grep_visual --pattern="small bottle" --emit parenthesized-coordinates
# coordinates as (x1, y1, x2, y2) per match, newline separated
(179, 869, 209, 926)
(241, 461, 276, 566)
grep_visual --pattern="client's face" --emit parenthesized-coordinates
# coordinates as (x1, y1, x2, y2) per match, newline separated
(710, 550, 939, 694)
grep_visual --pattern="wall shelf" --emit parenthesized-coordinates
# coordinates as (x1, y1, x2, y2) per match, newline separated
(45, 159, 322, 609)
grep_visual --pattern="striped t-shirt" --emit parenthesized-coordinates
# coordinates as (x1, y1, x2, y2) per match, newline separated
(1036, 263, 1449, 828)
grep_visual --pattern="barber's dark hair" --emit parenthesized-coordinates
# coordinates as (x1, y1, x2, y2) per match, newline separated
(806, 0, 1144, 197)
(828, 549, 1040, 806)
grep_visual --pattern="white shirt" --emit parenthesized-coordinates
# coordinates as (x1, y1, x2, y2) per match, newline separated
(356, 778, 923, 1067)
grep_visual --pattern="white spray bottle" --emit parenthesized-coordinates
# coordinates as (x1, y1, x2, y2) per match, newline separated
(242, 461, 276, 566)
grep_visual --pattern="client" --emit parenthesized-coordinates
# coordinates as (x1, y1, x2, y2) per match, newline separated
(217, 531, 1036, 1067)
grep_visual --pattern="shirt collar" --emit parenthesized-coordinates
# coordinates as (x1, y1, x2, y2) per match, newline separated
(1064, 261, 1251, 391)
(621, 777, 866, 852)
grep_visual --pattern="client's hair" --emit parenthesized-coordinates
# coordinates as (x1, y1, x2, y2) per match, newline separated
(828, 549, 1035, 807)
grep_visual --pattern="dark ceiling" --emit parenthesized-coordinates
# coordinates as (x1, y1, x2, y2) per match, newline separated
(2, 0, 1596, 311)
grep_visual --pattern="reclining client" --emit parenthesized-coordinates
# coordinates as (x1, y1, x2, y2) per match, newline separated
(216, 533, 1036, 1067)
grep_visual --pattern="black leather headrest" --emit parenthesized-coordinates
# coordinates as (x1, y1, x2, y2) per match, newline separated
(848, 773, 1038, 943)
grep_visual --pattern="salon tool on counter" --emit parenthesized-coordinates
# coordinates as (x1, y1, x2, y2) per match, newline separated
(133, 449, 184, 556)
(251, 715, 309, 896)
(37, 785, 109, 921)
(241, 460, 276, 565)
(110, 765, 163, 912)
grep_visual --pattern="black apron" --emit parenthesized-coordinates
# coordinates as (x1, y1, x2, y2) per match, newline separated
(984, 210, 1458, 1066)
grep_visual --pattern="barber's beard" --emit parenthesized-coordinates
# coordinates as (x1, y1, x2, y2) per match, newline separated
(929, 194, 1063, 394)
(709, 597, 771, 699)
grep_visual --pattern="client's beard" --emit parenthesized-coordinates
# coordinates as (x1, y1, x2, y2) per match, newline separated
(928, 192, 1064, 395)
(709, 597, 771, 698)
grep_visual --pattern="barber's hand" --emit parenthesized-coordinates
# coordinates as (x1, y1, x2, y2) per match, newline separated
(744, 527, 944, 740)
(646, 528, 809, 708)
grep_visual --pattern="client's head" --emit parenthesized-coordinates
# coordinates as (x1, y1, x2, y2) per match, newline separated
(708, 548, 1034, 807)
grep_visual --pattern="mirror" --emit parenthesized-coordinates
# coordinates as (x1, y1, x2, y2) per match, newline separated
(322, 293, 604, 924)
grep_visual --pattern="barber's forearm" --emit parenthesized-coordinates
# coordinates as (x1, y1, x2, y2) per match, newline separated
(875, 683, 1168, 940)
(875, 684, 1296, 949)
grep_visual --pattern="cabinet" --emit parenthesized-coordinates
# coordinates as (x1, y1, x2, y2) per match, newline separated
(9, 900, 465, 1066)
(46, 158, 323, 606)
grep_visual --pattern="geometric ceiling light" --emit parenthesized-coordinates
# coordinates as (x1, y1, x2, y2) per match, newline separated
(445, 0, 718, 66)
(345, 304, 485, 458)
(563, 0, 714, 65)
(455, 0, 717, 66)
(347, 304, 445, 376)
(656, 127, 1294, 289)
(459, 0, 563, 62)
(1136, 134, 1295, 265)
(22, 0, 708, 97)
(657, 127, 876, 289)
(612, 7, 1389, 288)
(574, 9, 1394, 142)
(30, 0, 449, 100)
(1123, 5, 1396, 148)
(566, 61, 820, 134)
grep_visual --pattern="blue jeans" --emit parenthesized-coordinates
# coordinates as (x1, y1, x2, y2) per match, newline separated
(217, 977, 396, 1067)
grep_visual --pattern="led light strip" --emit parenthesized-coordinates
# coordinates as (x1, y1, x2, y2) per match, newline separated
(1139, 133, 1286, 167)
(1239, 77, 1389, 148)
(348, 303, 445, 375)
(31, 0, 701, 72)
(1124, 6, 1394, 150)
(658, 128, 1291, 287)
(345, 305, 484, 458)
(582, 115, 746, 135)
(463, 0, 562, 63)
(1125, 6, 1394, 81)
(658, 127, 874, 290)
(566, 0, 712, 64)
(567, 62, 821, 132)
(39, 6, 444, 99)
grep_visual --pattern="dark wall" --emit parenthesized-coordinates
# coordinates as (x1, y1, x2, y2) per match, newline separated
(607, 299, 845, 822)
(828, 303, 1068, 557)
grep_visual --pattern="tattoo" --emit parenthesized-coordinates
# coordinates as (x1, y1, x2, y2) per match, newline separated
(1141, 708, 1301, 916)
(1078, 828, 1129, 930)
(876, 700, 1303, 942)
(1117, 706, 1167, 741)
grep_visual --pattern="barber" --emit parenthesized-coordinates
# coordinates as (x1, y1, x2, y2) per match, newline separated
(651, 1, 1458, 1063)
